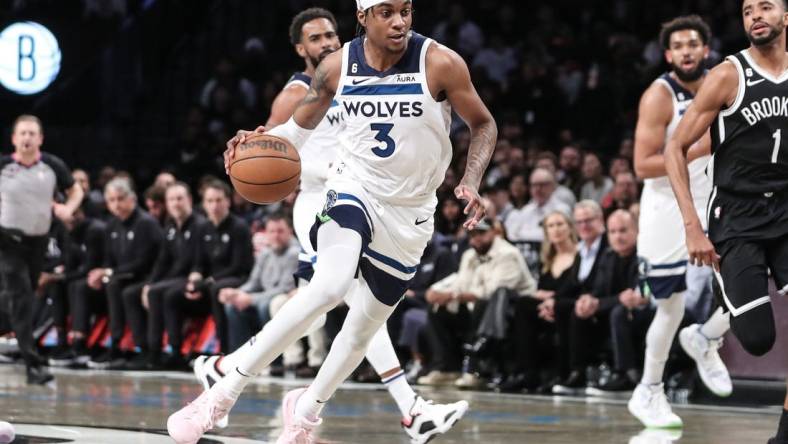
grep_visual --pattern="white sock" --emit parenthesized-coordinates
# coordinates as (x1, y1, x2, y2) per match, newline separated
(363, 325, 416, 417)
(294, 389, 326, 422)
(642, 293, 685, 385)
(383, 371, 417, 417)
(296, 281, 396, 419)
(217, 366, 252, 399)
(700, 307, 730, 339)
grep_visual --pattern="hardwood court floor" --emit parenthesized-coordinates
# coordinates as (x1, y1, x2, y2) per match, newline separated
(0, 365, 778, 443)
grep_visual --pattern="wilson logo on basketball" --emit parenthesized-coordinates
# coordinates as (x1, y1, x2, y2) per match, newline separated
(241, 139, 289, 153)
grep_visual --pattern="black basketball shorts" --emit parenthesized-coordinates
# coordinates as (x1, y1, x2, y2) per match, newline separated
(712, 234, 788, 317)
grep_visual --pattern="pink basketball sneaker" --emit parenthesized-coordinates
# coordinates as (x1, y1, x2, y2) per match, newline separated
(275, 388, 322, 444)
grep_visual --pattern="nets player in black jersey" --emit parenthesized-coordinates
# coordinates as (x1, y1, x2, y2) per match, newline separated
(665, 1, 788, 442)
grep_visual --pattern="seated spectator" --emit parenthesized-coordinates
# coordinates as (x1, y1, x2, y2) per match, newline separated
(418, 220, 536, 389)
(508, 211, 579, 393)
(609, 156, 633, 179)
(223, 213, 299, 352)
(122, 182, 207, 369)
(392, 236, 458, 382)
(144, 185, 167, 227)
(505, 168, 571, 244)
(534, 152, 577, 208)
(602, 171, 640, 219)
(580, 152, 613, 203)
(598, 214, 654, 393)
(154, 171, 176, 189)
(48, 205, 106, 366)
(558, 144, 583, 197)
(187, 180, 253, 352)
(87, 178, 163, 369)
(434, 196, 465, 247)
(574, 200, 608, 289)
(552, 210, 641, 394)
(72, 169, 104, 219)
(487, 178, 513, 223)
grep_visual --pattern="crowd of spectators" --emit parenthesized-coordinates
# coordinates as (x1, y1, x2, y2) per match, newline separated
(1, 0, 736, 393)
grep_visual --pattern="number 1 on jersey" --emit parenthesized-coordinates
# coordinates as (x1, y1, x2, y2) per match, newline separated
(370, 123, 396, 158)
(772, 129, 782, 164)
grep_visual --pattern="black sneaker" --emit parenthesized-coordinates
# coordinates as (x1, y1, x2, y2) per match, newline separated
(87, 348, 125, 370)
(27, 365, 54, 385)
(72, 341, 91, 366)
(123, 351, 151, 371)
(586, 371, 636, 395)
(161, 353, 189, 371)
(48, 345, 76, 367)
(552, 370, 587, 395)
(496, 372, 540, 393)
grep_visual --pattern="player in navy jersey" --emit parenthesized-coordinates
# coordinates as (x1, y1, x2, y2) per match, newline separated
(169, 0, 496, 442)
(665, 1, 788, 442)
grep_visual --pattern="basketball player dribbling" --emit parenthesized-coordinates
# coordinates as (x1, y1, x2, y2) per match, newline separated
(664, 1, 788, 442)
(629, 15, 732, 428)
(167, 1, 497, 443)
(189, 7, 467, 443)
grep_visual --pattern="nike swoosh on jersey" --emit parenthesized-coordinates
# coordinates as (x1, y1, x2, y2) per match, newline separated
(746, 78, 765, 86)
(415, 217, 430, 225)
(352, 78, 371, 85)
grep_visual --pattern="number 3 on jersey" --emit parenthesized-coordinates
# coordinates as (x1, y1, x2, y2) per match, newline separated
(370, 123, 396, 158)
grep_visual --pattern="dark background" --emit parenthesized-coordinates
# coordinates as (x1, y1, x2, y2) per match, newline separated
(0, 0, 750, 189)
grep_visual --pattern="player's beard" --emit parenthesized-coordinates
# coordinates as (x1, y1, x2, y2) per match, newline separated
(747, 22, 783, 46)
(309, 48, 336, 69)
(672, 60, 705, 82)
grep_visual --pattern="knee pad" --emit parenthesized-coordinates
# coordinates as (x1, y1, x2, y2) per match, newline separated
(731, 304, 775, 356)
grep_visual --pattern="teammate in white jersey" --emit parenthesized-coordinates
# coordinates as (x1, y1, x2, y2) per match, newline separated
(189, 8, 467, 443)
(629, 15, 732, 429)
(168, 1, 496, 443)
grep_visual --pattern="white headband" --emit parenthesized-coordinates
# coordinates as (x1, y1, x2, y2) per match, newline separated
(357, 0, 402, 10)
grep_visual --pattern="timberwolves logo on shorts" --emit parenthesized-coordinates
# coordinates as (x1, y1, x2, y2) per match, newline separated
(319, 190, 338, 222)
(637, 256, 653, 299)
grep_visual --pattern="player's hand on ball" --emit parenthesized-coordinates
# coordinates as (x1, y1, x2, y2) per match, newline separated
(686, 223, 720, 270)
(454, 183, 486, 229)
(224, 126, 266, 174)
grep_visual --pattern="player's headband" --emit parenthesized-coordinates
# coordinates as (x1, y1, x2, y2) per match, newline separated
(356, 0, 411, 10)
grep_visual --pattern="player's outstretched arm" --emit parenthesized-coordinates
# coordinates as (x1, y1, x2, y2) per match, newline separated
(634, 82, 712, 179)
(634, 83, 672, 179)
(290, 51, 341, 130)
(429, 44, 497, 229)
(665, 61, 738, 268)
(223, 52, 341, 172)
(266, 84, 309, 127)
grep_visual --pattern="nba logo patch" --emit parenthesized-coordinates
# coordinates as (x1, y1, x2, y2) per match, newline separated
(714, 206, 721, 219)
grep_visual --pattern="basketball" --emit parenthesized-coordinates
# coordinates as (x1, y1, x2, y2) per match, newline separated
(0, 421, 14, 444)
(229, 133, 301, 204)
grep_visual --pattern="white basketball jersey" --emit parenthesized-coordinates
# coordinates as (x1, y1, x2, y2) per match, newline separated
(285, 72, 343, 193)
(641, 73, 712, 226)
(334, 32, 453, 207)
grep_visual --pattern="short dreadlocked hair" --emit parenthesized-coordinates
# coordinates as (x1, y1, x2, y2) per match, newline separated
(659, 15, 712, 50)
(289, 7, 338, 46)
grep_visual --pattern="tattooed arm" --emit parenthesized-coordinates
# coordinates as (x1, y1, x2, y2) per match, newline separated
(427, 42, 498, 229)
(224, 52, 340, 171)
(291, 51, 341, 129)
